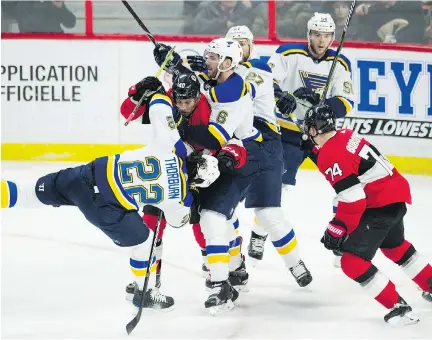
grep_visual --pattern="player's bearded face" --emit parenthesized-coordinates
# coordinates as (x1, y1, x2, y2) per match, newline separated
(309, 31, 334, 57)
(205, 52, 220, 78)
(176, 98, 198, 117)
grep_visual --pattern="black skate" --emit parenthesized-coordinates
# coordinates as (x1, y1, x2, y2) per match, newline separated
(204, 280, 239, 315)
(248, 231, 267, 266)
(289, 259, 313, 287)
(132, 287, 174, 311)
(384, 297, 419, 325)
(205, 260, 249, 292)
(421, 277, 432, 302)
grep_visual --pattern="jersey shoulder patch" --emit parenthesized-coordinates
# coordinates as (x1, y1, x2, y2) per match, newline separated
(275, 43, 308, 57)
(241, 59, 272, 73)
(209, 72, 248, 104)
(325, 50, 352, 73)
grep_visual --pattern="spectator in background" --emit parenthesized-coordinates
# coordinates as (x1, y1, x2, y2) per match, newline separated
(324, 1, 360, 40)
(252, 0, 313, 38)
(11, 1, 76, 33)
(192, 0, 254, 35)
(355, 1, 425, 43)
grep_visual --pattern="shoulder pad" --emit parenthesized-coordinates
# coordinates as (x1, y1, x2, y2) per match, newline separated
(149, 94, 173, 107)
(241, 59, 272, 73)
(209, 73, 248, 103)
(325, 50, 352, 73)
(275, 43, 308, 56)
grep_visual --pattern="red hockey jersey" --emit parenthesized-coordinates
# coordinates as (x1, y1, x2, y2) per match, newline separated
(316, 129, 412, 234)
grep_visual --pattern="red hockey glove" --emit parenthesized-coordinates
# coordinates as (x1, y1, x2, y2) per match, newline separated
(321, 219, 348, 251)
(217, 139, 247, 173)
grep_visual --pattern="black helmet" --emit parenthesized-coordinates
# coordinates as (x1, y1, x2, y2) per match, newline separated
(303, 104, 336, 140)
(172, 73, 200, 102)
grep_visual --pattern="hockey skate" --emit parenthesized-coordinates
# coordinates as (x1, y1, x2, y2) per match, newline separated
(205, 280, 239, 315)
(247, 231, 267, 267)
(289, 259, 313, 287)
(384, 297, 419, 325)
(126, 282, 175, 311)
(206, 260, 250, 292)
(421, 278, 432, 302)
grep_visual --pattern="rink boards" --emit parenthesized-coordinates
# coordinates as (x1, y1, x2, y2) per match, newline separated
(1, 39, 431, 175)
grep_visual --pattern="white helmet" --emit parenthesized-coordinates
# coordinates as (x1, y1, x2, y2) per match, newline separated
(225, 25, 254, 45)
(206, 38, 243, 78)
(225, 25, 254, 61)
(307, 12, 335, 36)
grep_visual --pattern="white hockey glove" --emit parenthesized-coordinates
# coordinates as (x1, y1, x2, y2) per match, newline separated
(193, 154, 220, 188)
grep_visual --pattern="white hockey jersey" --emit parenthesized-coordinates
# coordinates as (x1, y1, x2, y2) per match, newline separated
(236, 59, 280, 134)
(268, 43, 354, 133)
(196, 72, 262, 145)
(94, 94, 192, 227)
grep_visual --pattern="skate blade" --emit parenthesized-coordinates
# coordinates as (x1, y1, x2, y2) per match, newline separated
(208, 300, 235, 316)
(386, 313, 420, 326)
(131, 304, 175, 315)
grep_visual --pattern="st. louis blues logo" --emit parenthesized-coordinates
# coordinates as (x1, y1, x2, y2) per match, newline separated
(299, 70, 328, 91)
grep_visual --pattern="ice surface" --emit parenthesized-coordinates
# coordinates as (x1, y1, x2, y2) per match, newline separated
(1, 162, 431, 339)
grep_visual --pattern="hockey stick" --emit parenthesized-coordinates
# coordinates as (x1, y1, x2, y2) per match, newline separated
(121, 0, 157, 46)
(319, 0, 357, 105)
(124, 46, 176, 126)
(126, 211, 164, 335)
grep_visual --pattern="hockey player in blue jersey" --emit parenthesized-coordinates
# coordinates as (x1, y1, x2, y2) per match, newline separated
(225, 26, 313, 286)
(154, 38, 263, 314)
(1, 78, 221, 311)
(247, 13, 355, 264)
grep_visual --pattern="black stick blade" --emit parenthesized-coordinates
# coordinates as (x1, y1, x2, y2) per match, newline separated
(126, 310, 141, 335)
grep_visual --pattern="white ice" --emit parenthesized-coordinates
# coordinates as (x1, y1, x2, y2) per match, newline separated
(2, 161, 431, 339)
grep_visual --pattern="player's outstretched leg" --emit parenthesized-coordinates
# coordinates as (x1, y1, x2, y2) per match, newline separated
(380, 240, 432, 303)
(200, 210, 239, 315)
(341, 252, 419, 325)
(255, 207, 312, 287)
(129, 239, 174, 311)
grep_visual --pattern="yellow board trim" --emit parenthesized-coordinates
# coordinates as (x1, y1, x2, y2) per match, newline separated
(2, 143, 431, 176)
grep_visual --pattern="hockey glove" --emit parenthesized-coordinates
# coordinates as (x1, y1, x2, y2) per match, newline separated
(275, 91, 297, 118)
(187, 152, 220, 188)
(189, 186, 201, 224)
(293, 87, 320, 106)
(129, 76, 165, 103)
(186, 55, 207, 73)
(217, 139, 247, 173)
(153, 43, 181, 72)
(321, 219, 348, 251)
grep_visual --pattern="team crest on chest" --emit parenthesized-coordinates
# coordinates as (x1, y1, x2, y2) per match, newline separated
(299, 70, 328, 92)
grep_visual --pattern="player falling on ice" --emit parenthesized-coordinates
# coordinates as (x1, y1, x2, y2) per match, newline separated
(302, 104, 432, 324)
(246, 13, 355, 266)
(121, 72, 249, 294)
(1, 78, 221, 311)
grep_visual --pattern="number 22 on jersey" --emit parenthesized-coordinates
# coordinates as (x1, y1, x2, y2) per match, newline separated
(118, 157, 163, 204)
